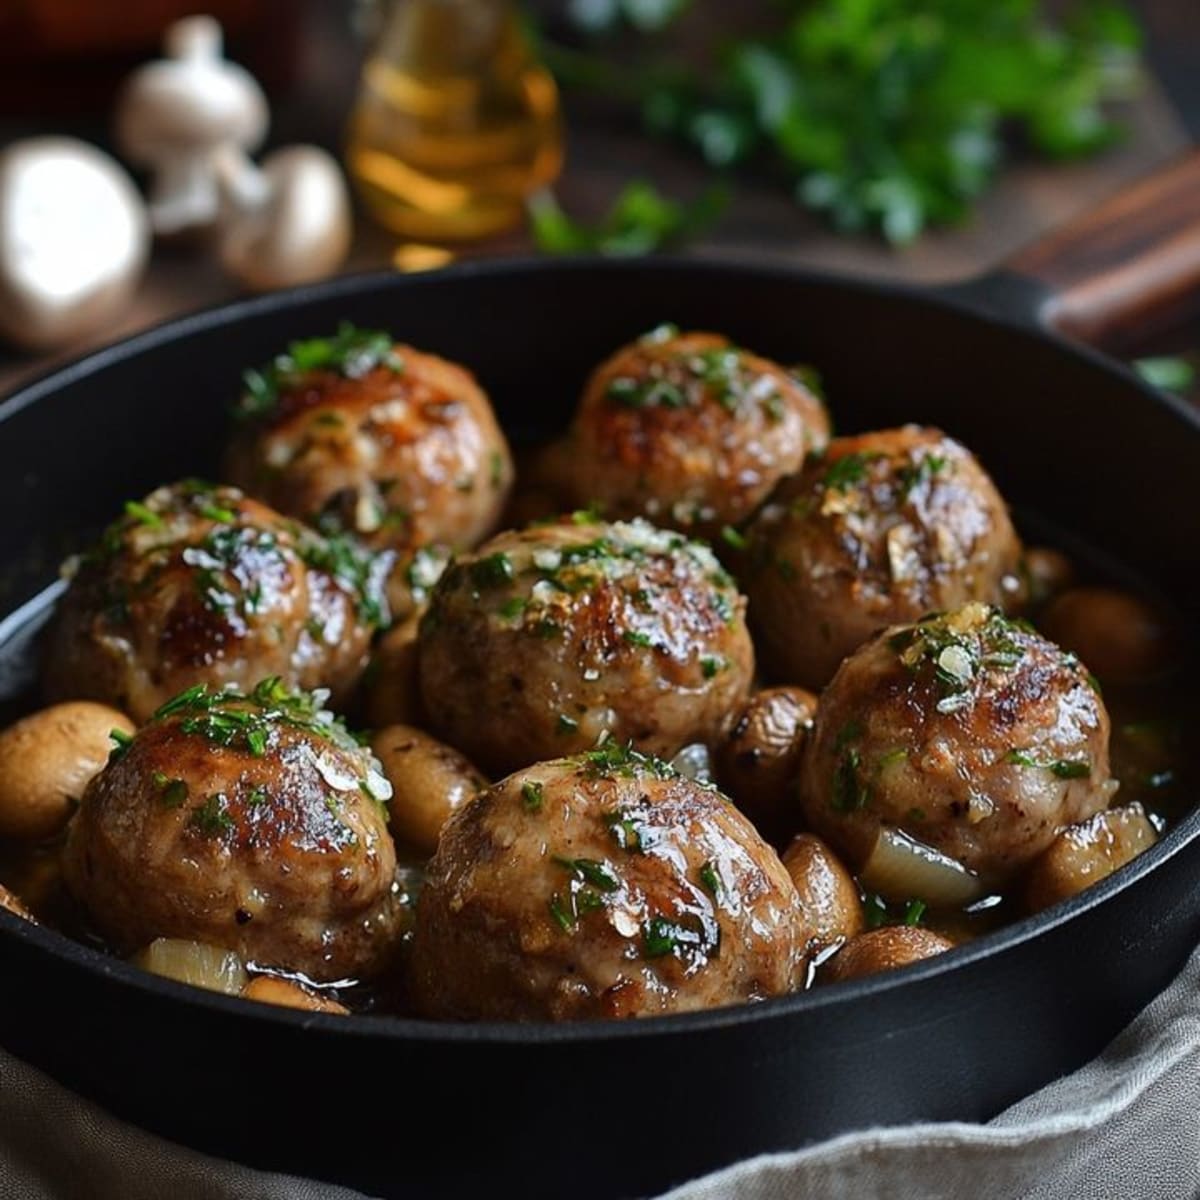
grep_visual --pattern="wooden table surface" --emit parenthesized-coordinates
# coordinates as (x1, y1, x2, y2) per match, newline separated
(0, 3, 1196, 395)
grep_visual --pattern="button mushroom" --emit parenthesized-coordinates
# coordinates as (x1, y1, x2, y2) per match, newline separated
(114, 15, 268, 237)
(213, 144, 354, 291)
(0, 138, 148, 350)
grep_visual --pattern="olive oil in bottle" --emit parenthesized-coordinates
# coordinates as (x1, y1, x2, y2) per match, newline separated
(346, 0, 563, 241)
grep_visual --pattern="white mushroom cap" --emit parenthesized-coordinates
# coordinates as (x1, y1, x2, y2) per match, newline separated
(114, 16, 268, 162)
(214, 145, 353, 292)
(0, 138, 148, 350)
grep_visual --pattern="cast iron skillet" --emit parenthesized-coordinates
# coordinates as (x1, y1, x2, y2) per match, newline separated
(1, 153, 1199, 1200)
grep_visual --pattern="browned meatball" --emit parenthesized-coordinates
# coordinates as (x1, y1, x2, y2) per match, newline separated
(410, 746, 805, 1020)
(557, 326, 829, 536)
(745, 427, 1022, 688)
(799, 603, 1117, 884)
(224, 327, 513, 618)
(63, 679, 402, 981)
(43, 481, 389, 723)
(417, 517, 754, 775)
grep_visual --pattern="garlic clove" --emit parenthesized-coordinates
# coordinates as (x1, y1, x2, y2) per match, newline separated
(0, 137, 148, 351)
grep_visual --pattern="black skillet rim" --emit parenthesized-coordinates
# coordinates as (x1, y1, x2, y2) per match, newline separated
(1, 253, 1197, 1049)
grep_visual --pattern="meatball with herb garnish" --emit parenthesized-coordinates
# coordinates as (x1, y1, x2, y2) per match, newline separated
(223, 323, 513, 619)
(744, 426, 1023, 689)
(43, 481, 390, 723)
(63, 679, 402, 982)
(417, 516, 754, 775)
(799, 602, 1117, 888)
(556, 326, 829, 536)
(410, 745, 805, 1021)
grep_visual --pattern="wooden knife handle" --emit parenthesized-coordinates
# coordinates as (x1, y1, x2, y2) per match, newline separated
(1005, 148, 1200, 343)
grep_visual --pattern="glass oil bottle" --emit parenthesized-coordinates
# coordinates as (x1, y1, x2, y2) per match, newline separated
(346, 0, 564, 241)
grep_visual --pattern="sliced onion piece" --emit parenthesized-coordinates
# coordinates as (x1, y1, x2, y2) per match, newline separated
(133, 938, 247, 995)
(860, 826, 986, 908)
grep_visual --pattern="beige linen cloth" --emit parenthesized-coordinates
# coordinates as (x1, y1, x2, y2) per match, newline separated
(3, 945, 1199, 1200)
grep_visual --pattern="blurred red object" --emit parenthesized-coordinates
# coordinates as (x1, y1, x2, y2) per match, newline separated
(0, 0, 299, 116)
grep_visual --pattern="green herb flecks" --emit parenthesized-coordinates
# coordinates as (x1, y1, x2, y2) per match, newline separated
(297, 526, 391, 628)
(641, 912, 720, 961)
(190, 794, 236, 838)
(529, 182, 727, 257)
(108, 727, 134, 763)
(521, 780, 544, 812)
(554, 856, 621, 893)
(823, 453, 876, 493)
(152, 771, 188, 808)
(1006, 749, 1091, 779)
(898, 453, 948, 497)
(721, 525, 749, 551)
(831, 746, 868, 812)
(889, 605, 1029, 712)
(124, 500, 163, 527)
(236, 323, 403, 422)
(1134, 356, 1195, 395)
(469, 552, 515, 591)
(699, 861, 721, 897)
(580, 743, 677, 782)
(157, 676, 361, 759)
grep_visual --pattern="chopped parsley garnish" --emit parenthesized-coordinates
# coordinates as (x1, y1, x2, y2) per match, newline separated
(470, 552, 515, 590)
(580, 743, 677, 781)
(641, 913, 720, 961)
(823, 452, 875, 492)
(297, 526, 391, 628)
(152, 772, 188, 808)
(603, 809, 646, 852)
(499, 597, 527, 620)
(124, 500, 163, 527)
(889, 605, 1030, 713)
(623, 629, 654, 648)
(897, 453, 947, 496)
(548, 894, 576, 932)
(190, 794, 235, 838)
(721, 525, 749, 551)
(831, 746, 868, 811)
(866, 895, 927, 929)
(156, 676, 361, 758)
(521, 780, 544, 812)
(108, 727, 133, 763)
(1006, 749, 1090, 779)
(236, 323, 403, 422)
(700, 656, 725, 678)
(553, 856, 621, 892)
(699, 861, 721, 897)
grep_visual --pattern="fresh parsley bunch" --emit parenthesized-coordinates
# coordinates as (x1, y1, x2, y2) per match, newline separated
(543, 0, 1142, 244)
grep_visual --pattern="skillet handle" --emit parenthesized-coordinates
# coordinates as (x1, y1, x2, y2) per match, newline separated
(1003, 148, 1200, 343)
